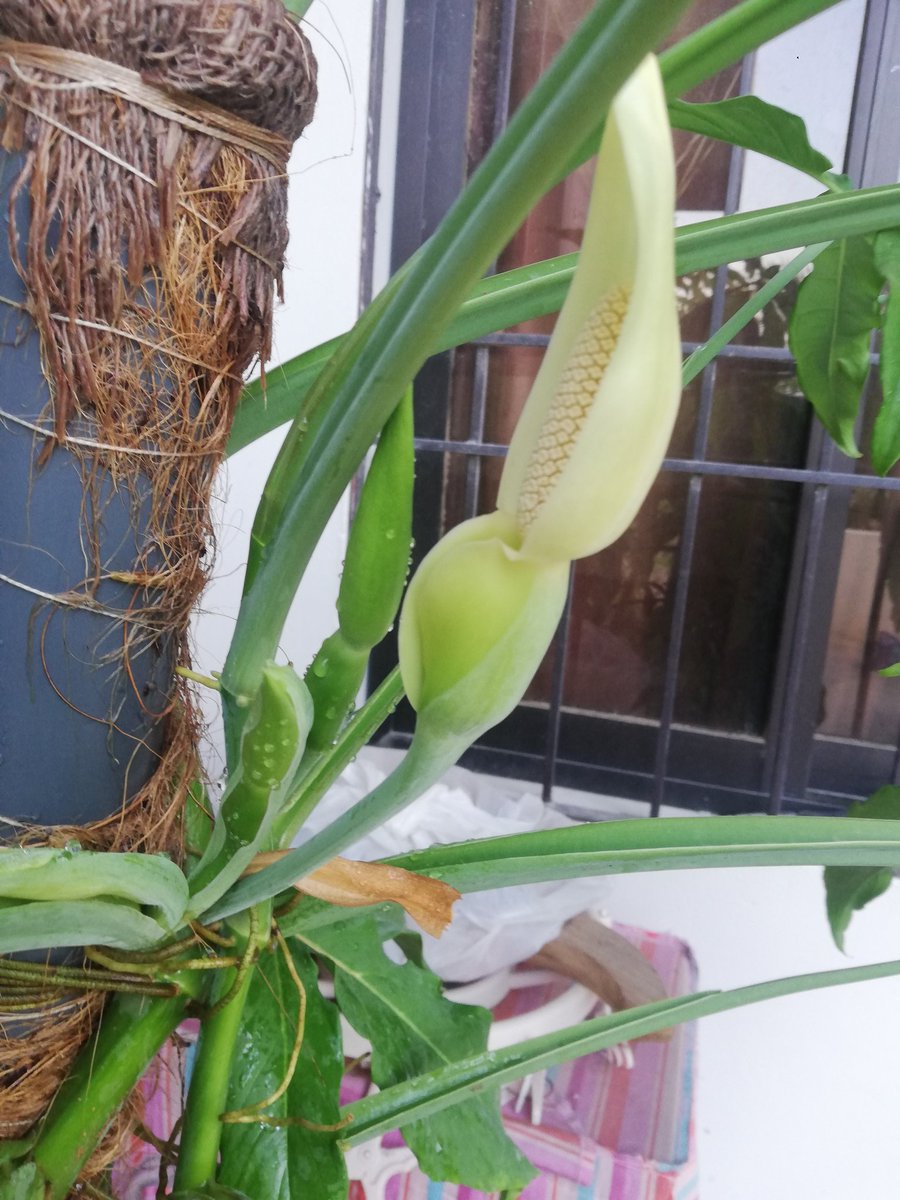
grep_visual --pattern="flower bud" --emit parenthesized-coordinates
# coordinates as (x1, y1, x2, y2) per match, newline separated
(398, 512, 568, 739)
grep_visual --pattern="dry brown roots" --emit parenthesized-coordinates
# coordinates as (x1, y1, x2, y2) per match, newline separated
(0, 0, 317, 1159)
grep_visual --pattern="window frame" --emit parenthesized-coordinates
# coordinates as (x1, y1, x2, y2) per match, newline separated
(369, 0, 900, 817)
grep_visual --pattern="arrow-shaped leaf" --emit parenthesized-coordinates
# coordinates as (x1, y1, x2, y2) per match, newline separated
(218, 941, 347, 1200)
(789, 235, 882, 456)
(669, 95, 833, 182)
(824, 786, 900, 949)
(297, 916, 534, 1191)
(342, 957, 900, 1145)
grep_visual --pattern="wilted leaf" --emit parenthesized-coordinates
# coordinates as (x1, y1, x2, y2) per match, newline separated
(526, 913, 670, 1039)
(789, 235, 882, 457)
(669, 95, 833, 182)
(218, 941, 347, 1200)
(872, 228, 900, 474)
(297, 915, 535, 1192)
(250, 854, 460, 937)
(824, 786, 900, 949)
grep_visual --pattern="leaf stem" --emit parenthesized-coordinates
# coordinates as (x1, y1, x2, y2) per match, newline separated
(221, 0, 695, 713)
(341, 955, 900, 1145)
(202, 725, 465, 924)
(172, 907, 267, 1193)
(681, 241, 830, 386)
(275, 665, 404, 844)
(661, 0, 845, 99)
(228, 186, 900, 457)
(33, 989, 197, 1198)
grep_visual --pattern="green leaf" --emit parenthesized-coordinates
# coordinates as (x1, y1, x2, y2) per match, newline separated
(297, 916, 535, 1192)
(789, 235, 882, 456)
(215, 812, 900, 924)
(218, 942, 347, 1200)
(0, 1164, 43, 1200)
(394, 931, 427, 970)
(824, 866, 893, 952)
(668, 95, 832, 181)
(879, 660, 900, 677)
(281, 0, 313, 15)
(873, 228, 900, 473)
(228, 184, 900, 458)
(342, 956, 900, 1146)
(0, 898, 176, 954)
(824, 787, 900, 949)
(0, 847, 188, 928)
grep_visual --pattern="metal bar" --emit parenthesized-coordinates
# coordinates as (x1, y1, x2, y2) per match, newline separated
(650, 59, 753, 817)
(762, 0, 895, 806)
(844, 0, 893, 189)
(767, 485, 831, 812)
(367, 0, 479, 714)
(464, 0, 520, 521)
(359, 0, 389, 312)
(659, 459, 897, 490)
(464, 346, 491, 517)
(493, 0, 519, 134)
(413, 436, 900, 491)
(850, 502, 899, 738)
(474, 334, 879, 367)
(542, 564, 575, 802)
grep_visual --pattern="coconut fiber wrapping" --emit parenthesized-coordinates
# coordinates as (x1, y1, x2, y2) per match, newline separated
(0, 0, 316, 1144)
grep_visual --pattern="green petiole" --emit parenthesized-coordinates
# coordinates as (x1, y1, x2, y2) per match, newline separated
(305, 387, 414, 752)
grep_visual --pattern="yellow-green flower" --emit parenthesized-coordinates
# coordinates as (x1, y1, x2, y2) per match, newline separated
(400, 54, 679, 744)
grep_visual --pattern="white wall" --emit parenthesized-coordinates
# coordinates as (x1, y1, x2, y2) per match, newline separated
(739, 0, 867, 210)
(602, 861, 900, 1200)
(191, 0, 374, 776)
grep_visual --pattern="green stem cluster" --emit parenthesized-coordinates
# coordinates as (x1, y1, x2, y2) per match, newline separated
(221, 0, 696, 713)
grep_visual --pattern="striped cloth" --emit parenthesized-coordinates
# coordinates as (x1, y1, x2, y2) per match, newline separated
(344, 925, 699, 1200)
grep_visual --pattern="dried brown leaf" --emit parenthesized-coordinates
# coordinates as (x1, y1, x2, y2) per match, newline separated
(248, 854, 461, 938)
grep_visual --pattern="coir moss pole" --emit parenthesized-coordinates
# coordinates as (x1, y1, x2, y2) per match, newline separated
(0, 0, 316, 1141)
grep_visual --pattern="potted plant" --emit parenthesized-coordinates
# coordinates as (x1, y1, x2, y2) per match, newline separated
(3, 1, 900, 1196)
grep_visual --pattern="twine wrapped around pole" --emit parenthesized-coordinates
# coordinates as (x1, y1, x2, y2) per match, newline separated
(0, 0, 316, 1146)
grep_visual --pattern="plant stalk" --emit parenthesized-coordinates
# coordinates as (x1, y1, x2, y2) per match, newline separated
(221, 0, 696, 713)
(172, 907, 268, 1193)
(33, 989, 196, 1198)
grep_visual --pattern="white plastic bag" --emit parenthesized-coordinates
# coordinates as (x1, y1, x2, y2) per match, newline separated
(296, 749, 608, 982)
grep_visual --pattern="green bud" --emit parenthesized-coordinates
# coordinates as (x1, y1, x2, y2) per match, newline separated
(399, 511, 568, 740)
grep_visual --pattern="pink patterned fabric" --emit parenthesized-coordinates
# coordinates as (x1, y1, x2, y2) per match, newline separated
(348, 926, 699, 1200)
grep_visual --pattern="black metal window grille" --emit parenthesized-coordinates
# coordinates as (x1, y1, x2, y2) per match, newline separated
(367, 0, 900, 818)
